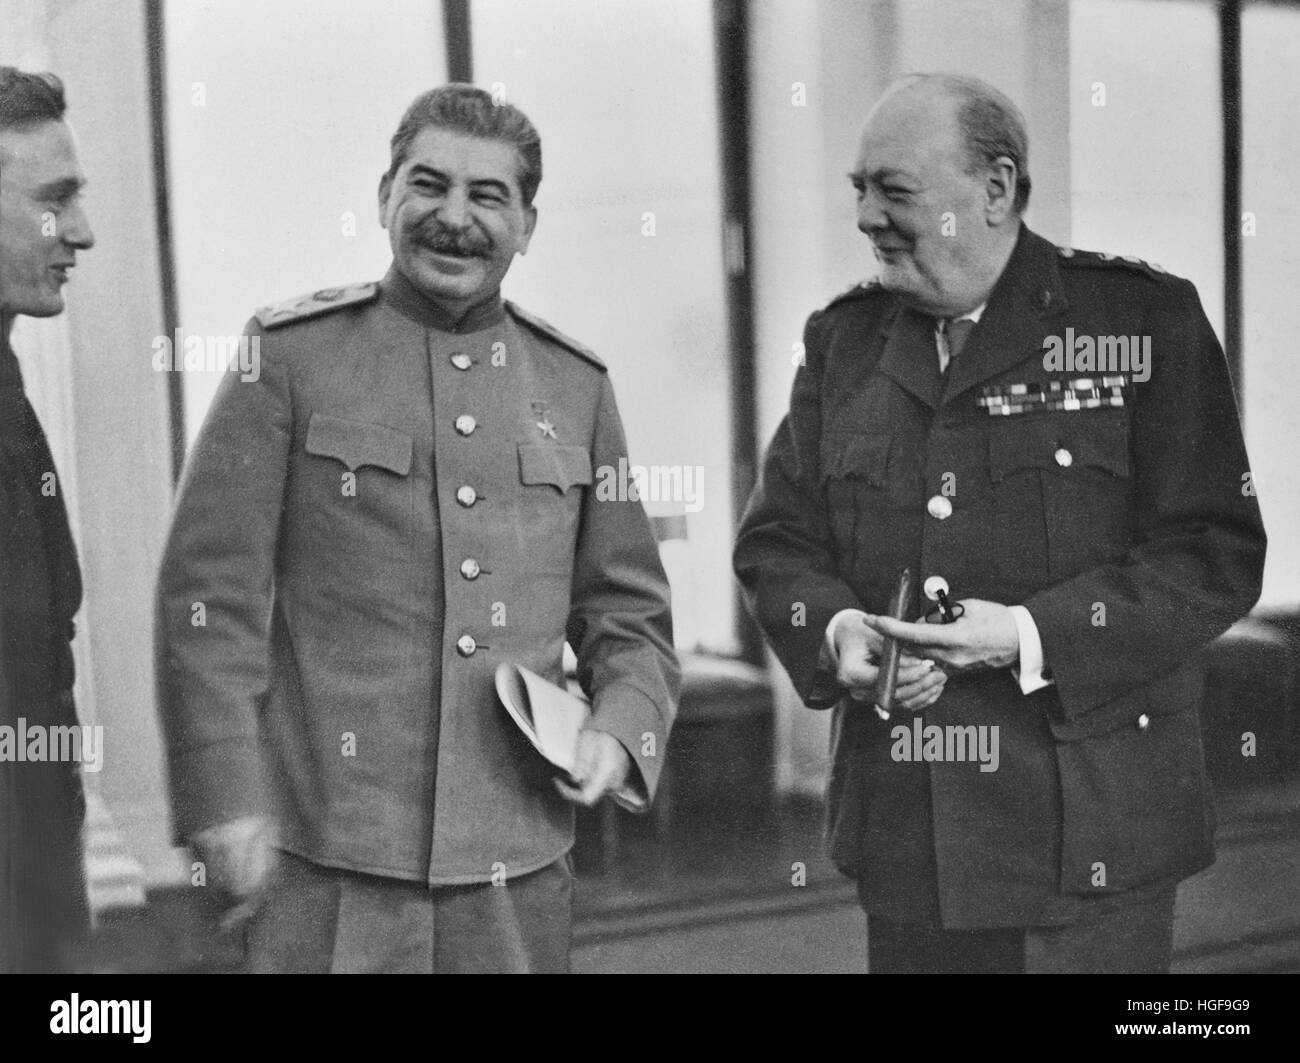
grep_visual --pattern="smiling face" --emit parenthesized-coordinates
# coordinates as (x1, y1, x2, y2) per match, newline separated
(378, 126, 537, 316)
(0, 120, 94, 320)
(849, 84, 1016, 317)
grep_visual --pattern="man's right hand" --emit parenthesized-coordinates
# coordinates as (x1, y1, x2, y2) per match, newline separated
(833, 614, 947, 712)
(190, 814, 277, 930)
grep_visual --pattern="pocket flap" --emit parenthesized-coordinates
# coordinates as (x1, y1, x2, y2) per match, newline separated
(305, 413, 412, 475)
(1047, 661, 1201, 743)
(821, 432, 890, 486)
(990, 414, 1130, 482)
(518, 444, 593, 492)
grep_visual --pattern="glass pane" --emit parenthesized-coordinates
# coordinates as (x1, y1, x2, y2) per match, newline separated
(473, 0, 734, 652)
(1069, 0, 1223, 336)
(1243, 1, 1300, 609)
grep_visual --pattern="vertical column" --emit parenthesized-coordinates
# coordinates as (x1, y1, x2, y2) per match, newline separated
(51, 0, 177, 890)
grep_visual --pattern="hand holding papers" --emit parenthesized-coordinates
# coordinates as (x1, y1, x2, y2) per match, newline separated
(495, 662, 646, 812)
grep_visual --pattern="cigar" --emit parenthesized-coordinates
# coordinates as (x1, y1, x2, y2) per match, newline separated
(873, 567, 912, 721)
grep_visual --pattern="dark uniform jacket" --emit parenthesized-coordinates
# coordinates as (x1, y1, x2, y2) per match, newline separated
(0, 336, 88, 971)
(734, 226, 1266, 929)
(156, 266, 679, 885)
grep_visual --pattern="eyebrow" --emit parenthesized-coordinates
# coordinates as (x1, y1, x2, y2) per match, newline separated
(406, 164, 513, 197)
(848, 168, 918, 185)
(33, 176, 86, 198)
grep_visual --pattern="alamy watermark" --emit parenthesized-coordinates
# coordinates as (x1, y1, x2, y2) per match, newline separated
(594, 457, 704, 513)
(890, 718, 999, 773)
(1042, 328, 1150, 382)
(0, 718, 103, 772)
(152, 329, 260, 382)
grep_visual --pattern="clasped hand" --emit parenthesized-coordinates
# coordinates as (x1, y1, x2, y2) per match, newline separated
(837, 599, 1021, 712)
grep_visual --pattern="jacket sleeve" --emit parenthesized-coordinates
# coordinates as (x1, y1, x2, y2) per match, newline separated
(155, 322, 289, 841)
(733, 311, 865, 707)
(567, 372, 680, 802)
(1024, 276, 1267, 721)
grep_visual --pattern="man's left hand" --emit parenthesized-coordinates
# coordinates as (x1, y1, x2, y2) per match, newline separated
(554, 729, 632, 806)
(863, 599, 1020, 674)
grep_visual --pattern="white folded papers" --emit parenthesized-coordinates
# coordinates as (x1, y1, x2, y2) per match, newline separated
(494, 662, 646, 812)
(495, 662, 589, 779)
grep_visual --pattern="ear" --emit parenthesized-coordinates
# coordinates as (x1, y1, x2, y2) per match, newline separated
(984, 156, 1017, 225)
(518, 204, 538, 255)
(377, 172, 393, 229)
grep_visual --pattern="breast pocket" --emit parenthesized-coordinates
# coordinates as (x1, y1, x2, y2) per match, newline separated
(302, 412, 414, 528)
(988, 409, 1133, 584)
(516, 443, 593, 549)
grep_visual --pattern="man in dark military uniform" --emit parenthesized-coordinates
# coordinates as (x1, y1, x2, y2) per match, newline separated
(733, 73, 1266, 973)
(156, 85, 679, 973)
(0, 67, 96, 973)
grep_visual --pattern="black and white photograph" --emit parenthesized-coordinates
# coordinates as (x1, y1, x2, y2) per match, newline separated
(1, 0, 1297, 1017)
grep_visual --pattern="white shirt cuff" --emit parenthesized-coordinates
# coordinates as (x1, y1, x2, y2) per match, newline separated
(1008, 604, 1053, 694)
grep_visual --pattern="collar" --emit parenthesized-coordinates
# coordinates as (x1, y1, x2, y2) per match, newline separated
(0, 329, 25, 391)
(379, 263, 506, 333)
(932, 302, 986, 335)
(876, 225, 1069, 409)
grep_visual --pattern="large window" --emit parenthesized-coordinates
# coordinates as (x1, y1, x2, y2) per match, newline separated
(472, 0, 735, 652)
(1069, 0, 1224, 335)
(1243, 0, 1300, 609)
(165, 0, 447, 439)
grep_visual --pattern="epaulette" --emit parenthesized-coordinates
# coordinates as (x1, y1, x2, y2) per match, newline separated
(824, 276, 887, 311)
(1054, 246, 1170, 279)
(505, 301, 606, 371)
(254, 282, 380, 329)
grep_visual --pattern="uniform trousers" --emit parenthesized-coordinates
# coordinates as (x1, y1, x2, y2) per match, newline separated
(245, 849, 573, 973)
(865, 885, 1177, 973)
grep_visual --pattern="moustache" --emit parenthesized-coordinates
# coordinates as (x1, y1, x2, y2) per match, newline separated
(422, 230, 491, 257)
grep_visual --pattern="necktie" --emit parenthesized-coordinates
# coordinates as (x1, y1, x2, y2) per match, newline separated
(945, 317, 975, 361)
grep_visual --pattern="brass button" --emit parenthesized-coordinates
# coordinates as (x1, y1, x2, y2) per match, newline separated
(450, 352, 472, 371)
(460, 558, 481, 580)
(455, 414, 477, 436)
(927, 495, 953, 520)
(456, 485, 478, 507)
(456, 635, 477, 657)
(1136, 713, 1150, 731)
(1055, 447, 1073, 468)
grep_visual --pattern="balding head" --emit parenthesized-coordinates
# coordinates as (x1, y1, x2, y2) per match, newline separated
(849, 73, 1026, 316)
(886, 73, 1031, 213)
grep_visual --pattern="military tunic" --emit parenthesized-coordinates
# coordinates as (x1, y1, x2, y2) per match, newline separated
(157, 265, 679, 886)
(734, 226, 1266, 928)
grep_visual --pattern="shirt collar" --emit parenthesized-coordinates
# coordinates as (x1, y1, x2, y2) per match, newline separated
(933, 302, 987, 332)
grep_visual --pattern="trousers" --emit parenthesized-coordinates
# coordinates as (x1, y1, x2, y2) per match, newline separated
(244, 849, 573, 973)
(865, 886, 1178, 973)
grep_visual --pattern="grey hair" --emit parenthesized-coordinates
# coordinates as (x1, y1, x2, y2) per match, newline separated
(894, 72, 1031, 213)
